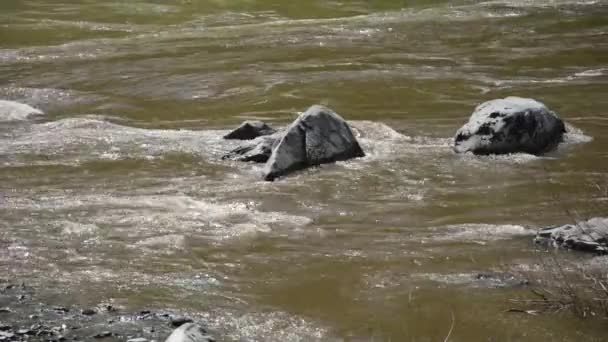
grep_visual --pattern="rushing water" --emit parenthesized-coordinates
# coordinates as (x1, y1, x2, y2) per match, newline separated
(1, 0, 608, 340)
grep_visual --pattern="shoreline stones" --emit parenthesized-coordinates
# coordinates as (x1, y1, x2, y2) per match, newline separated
(224, 105, 365, 181)
(0, 280, 217, 342)
(454, 96, 566, 155)
(535, 217, 608, 254)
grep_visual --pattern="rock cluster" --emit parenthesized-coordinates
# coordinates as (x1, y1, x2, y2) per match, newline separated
(224, 105, 365, 181)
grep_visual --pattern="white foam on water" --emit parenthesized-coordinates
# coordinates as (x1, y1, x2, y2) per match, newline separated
(134, 234, 187, 250)
(3, 192, 312, 242)
(203, 310, 330, 342)
(0, 117, 235, 166)
(427, 223, 533, 242)
(0, 100, 44, 122)
(59, 221, 100, 236)
(563, 123, 593, 144)
(573, 68, 607, 78)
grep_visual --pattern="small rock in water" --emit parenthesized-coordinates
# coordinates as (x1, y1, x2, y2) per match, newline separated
(170, 316, 193, 327)
(16, 329, 31, 335)
(0, 308, 11, 313)
(454, 96, 566, 155)
(93, 331, 112, 338)
(223, 120, 277, 140)
(82, 308, 97, 316)
(164, 323, 214, 342)
(53, 306, 69, 313)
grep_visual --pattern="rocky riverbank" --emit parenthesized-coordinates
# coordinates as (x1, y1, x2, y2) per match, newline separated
(0, 280, 215, 342)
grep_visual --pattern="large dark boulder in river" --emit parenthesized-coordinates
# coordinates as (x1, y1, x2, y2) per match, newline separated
(262, 105, 365, 181)
(165, 323, 215, 342)
(453, 97, 566, 155)
(223, 120, 276, 140)
(223, 105, 365, 181)
(535, 217, 608, 254)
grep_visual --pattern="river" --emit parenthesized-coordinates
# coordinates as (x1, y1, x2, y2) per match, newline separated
(1, 0, 608, 340)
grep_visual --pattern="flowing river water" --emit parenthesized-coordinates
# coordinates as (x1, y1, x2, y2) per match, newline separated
(1, 0, 608, 340)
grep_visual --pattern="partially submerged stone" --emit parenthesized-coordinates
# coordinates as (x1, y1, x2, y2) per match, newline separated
(535, 217, 608, 253)
(222, 133, 279, 163)
(164, 323, 215, 342)
(223, 120, 276, 140)
(263, 105, 365, 181)
(454, 97, 565, 155)
(224, 105, 365, 181)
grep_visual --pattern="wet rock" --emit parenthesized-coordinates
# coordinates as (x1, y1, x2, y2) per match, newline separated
(223, 134, 278, 163)
(53, 306, 69, 314)
(0, 331, 14, 340)
(16, 328, 31, 335)
(93, 331, 112, 338)
(82, 309, 96, 316)
(0, 324, 10, 331)
(0, 100, 44, 122)
(223, 120, 276, 140)
(263, 105, 365, 181)
(164, 323, 214, 342)
(454, 96, 566, 155)
(170, 316, 193, 327)
(535, 217, 608, 253)
(0, 308, 11, 313)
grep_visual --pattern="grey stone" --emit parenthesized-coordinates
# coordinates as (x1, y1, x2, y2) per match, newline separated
(454, 97, 566, 155)
(535, 217, 608, 253)
(223, 120, 276, 140)
(222, 134, 279, 163)
(81, 309, 96, 316)
(263, 105, 365, 181)
(164, 323, 215, 342)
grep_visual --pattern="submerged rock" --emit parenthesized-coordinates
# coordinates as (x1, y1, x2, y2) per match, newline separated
(535, 217, 608, 253)
(224, 105, 365, 181)
(0, 100, 43, 122)
(454, 97, 565, 155)
(223, 120, 276, 140)
(164, 323, 215, 342)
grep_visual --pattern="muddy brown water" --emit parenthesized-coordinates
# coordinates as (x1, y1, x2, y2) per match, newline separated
(1, 0, 608, 340)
